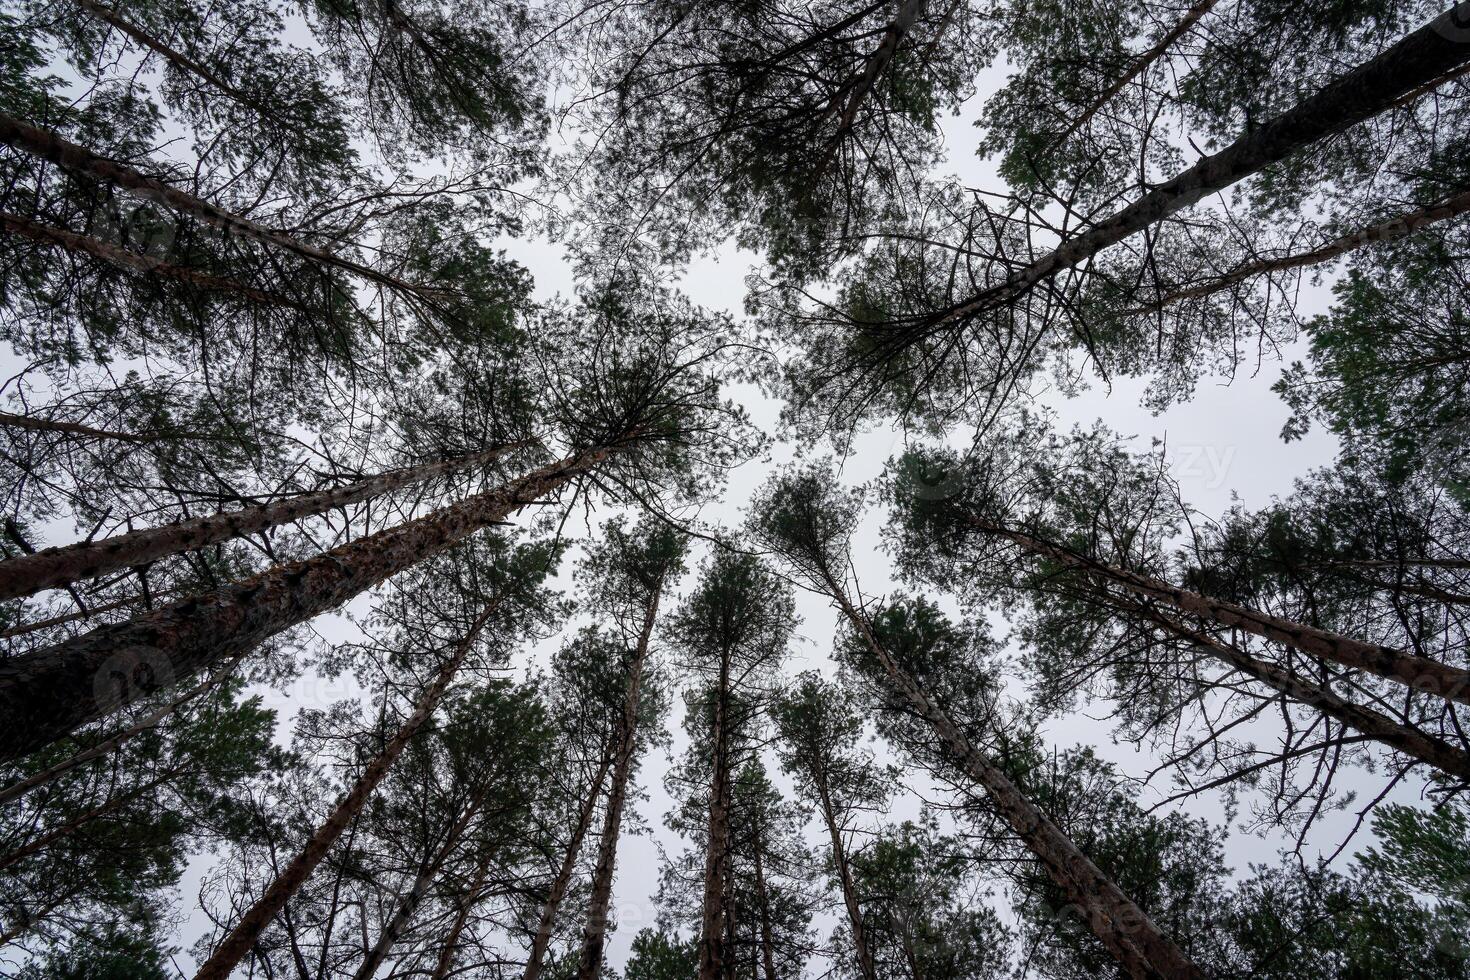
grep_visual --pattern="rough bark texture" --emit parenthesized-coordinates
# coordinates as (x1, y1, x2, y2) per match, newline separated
(522, 755, 614, 980)
(979, 520, 1470, 705)
(0, 441, 530, 602)
(823, 570, 1205, 980)
(931, 2, 1470, 327)
(697, 645, 736, 980)
(1126, 187, 1470, 314)
(0, 209, 314, 311)
(0, 113, 440, 301)
(0, 448, 610, 766)
(191, 601, 501, 980)
(573, 579, 665, 980)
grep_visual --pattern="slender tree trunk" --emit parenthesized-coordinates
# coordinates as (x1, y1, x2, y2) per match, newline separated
(351, 789, 492, 980)
(820, 569, 1205, 980)
(1125, 187, 1470, 314)
(0, 446, 614, 765)
(698, 649, 735, 980)
(1049, 0, 1218, 150)
(1126, 598, 1470, 779)
(522, 755, 614, 980)
(0, 765, 182, 870)
(830, 0, 928, 139)
(0, 210, 313, 311)
(0, 441, 532, 602)
(814, 772, 875, 980)
(0, 113, 441, 303)
(976, 519, 1470, 705)
(752, 833, 780, 980)
(430, 845, 499, 980)
(0, 593, 157, 639)
(0, 405, 155, 443)
(573, 577, 666, 980)
(0, 652, 243, 808)
(191, 601, 500, 980)
(927, 2, 1470, 328)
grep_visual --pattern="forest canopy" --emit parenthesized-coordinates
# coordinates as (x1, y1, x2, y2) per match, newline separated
(1, 0, 1469, 977)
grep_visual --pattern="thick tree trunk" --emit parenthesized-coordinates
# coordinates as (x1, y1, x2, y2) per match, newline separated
(814, 772, 875, 980)
(522, 755, 614, 980)
(0, 113, 441, 302)
(351, 789, 492, 980)
(1049, 0, 1218, 150)
(0, 447, 612, 765)
(929, 2, 1470, 328)
(0, 210, 315, 311)
(1128, 599, 1470, 779)
(0, 653, 243, 808)
(0, 441, 531, 602)
(697, 649, 735, 980)
(1125, 187, 1470, 314)
(573, 581, 663, 980)
(821, 570, 1205, 980)
(191, 601, 500, 980)
(977, 520, 1470, 705)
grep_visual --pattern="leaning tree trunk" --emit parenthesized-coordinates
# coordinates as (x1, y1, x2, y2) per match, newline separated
(0, 446, 615, 765)
(350, 785, 495, 980)
(0, 440, 531, 601)
(751, 831, 780, 980)
(698, 650, 736, 980)
(192, 601, 500, 980)
(977, 519, 1470, 706)
(1125, 187, 1470, 315)
(0, 405, 158, 443)
(929, 1, 1470, 328)
(1125, 598, 1470, 780)
(522, 755, 614, 980)
(829, 0, 928, 140)
(430, 844, 500, 980)
(0, 210, 314, 312)
(574, 575, 666, 980)
(821, 570, 1206, 980)
(813, 772, 876, 980)
(0, 113, 440, 303)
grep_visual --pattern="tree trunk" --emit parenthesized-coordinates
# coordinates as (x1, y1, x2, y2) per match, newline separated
(0, 441, 531, 602)
(351, 787, 493, 980)
(0, 404, 156, 443)
(822, 570, 1205, 980)
(0, 210, 314, 312)
(1126, 598, 1470, 779)
(752, 832, 780, 980)
(697, 648, 735, 980)
(977, 519, 1470, 706)
(573, 577, 665, 980)
(429, 845, 499, 980)
(929, 2, 1470, 328)
(1125, 187, 1470, 314)
(0, 652, 243, 808)
(830, 0, 928, 139)
(814, 771, 876, 980)
(0, 113, 441, 303)
(0, 447, 613, 766)
(522, 755, 614, 980)
(191, 600, 501, 980)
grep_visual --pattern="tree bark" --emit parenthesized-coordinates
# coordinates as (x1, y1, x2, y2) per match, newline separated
(191, 600, 501, 980)
(0, 113, 442, 303)
(697, 646, 735, 980)
(752, 831, 780, 980)
(821, 569, 1205, 980)
(0, 441, 531, 602)
(0, 209, 316, 312)
(0, 447, 612, 766)
(573, 576, 666, 980)
(830, 0, 928, 140)
(1108, 593, 1470, 779)
(813, 770, 876, 980)
(977, 519, 1470, 706)
(429, 845, 499, 980)
(0, 404, 155, 443)
(522, 755, 614, 980)
(927, 2, 1470, 328)
(1124, 187, 1470, 314)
